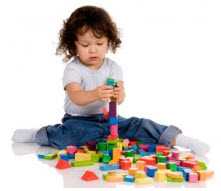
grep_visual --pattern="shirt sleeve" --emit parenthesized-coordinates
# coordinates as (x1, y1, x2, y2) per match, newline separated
(62, 63, 81, 89)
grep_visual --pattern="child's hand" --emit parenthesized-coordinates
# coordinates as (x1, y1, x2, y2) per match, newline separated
(95, 85, 114, 102)
(113, 81, 125, 104)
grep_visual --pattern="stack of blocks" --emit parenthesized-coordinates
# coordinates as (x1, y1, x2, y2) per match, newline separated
(105, 77, 119, 140)
(36, 77, 214, 185)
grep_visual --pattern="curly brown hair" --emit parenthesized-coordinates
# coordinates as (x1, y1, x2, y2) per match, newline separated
(56, 5, 121, 62)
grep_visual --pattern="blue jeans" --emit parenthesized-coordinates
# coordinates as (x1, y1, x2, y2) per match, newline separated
(35, 114, 182, 149)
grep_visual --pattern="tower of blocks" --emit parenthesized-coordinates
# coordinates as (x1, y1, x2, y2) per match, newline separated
(105, 78, 118, 140)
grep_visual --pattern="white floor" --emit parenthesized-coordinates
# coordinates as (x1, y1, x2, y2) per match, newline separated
(4, 140, 218, 191)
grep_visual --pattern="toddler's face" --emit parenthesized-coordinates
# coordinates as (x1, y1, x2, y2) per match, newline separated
(75, 29, 108, 68)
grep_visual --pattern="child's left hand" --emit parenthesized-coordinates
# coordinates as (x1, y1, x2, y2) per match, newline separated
(113, 81, 125, 104)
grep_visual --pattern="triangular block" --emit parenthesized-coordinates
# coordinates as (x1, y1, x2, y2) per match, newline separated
(81, 170, 99, 181)
(55, 159, 71, 169)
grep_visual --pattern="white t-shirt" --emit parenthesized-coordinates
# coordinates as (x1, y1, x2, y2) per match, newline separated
(63, 57, 123, 116)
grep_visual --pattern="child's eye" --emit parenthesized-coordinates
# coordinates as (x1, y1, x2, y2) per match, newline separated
(97, 43, 103, 46)
(81, 44, 89, 47)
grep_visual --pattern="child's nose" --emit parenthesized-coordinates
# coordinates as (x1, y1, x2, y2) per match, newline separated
(89, 45, 97, 53)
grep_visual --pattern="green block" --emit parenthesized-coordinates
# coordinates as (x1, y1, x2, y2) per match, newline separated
(107, 143, 117, 151)
(133, 154, 141, 163)
(91, 153, 101, 162)
(157, 155, 167, 163)
(97, 142, 107, 151)
(106, 78, 117, 87)
(167, 176, 184, 183)
(124, 150, 135, 157)
(71, 160, 94, 167)
(102, 154, 111, 163)
(167, 162, 177, 171)
(198, 160, 207, 170)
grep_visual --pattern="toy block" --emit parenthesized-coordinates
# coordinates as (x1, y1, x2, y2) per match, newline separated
(134, 170, 146, 179)
(166, 171, 184, 183)
(123, 149, 135, 157)
(37, 152, 57, 160)
(196, 160, 207, 170)
(110, 125, 118, 137)
(107, 142, 117, 150)
(197, 170, 214, 181)
(109, 101, 117, 117)
(101, 153, 111, 163)
(90, 152, 101, 163)
(167, 161, 177, 171)
(146, 165, 157, 177)
(60, 153, 72, 161)
(104, 173, 124, 182)
(180, 160, 197, 169)
(133, 154, 141, 163)
(74, 152, 91, 161)
(128, 140, 137, 146)
(109, 117, 118, 125)
(97, 142, 107, 151)
(148, 144, 156, 152)
(55, 159, 71, 169)
(157, 163, 167, 170)
(128, 167, 138, 176)
(139, 144, 149, 151)
(188, 172, 198, 183)
(99, 164, 120, 171)
(81, 170, 99, 181)
(138, 156, 156, 165)
(154, 170, 167, 182)
(110, 148, 122, 164)
(106, 77, 117, 87)
(124, 175, 135, 183)
(157, 155, 167, 163)
(135, 177, 153, 184)
(66, 145, 77, 155)
(171, 150, 179, 160)
(119, 158, 132, 170)
(71, 160, 94, 167)
(156, 145, 170, 155)
(136, 160, 146, 170)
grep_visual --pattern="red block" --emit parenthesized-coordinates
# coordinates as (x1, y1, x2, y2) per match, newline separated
(55, 159, 71, 169)
(139, 157, 156, 166)
(119, 159, 132, 170)
(81, 170, 99, 181)
(181, 160, 197, 169)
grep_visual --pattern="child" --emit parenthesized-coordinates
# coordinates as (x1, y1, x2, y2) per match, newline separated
(12, 5, 209, 156)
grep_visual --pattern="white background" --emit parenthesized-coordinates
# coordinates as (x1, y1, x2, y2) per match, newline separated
(0, 0, 220, 190)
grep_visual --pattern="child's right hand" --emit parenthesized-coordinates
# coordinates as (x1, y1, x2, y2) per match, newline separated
(95, 85, 114, 102)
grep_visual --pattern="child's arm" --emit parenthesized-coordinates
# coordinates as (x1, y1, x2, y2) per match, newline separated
(65, 82, 114, 106)
(113, 81, 125, 105)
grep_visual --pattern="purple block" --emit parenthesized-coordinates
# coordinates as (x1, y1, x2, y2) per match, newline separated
(109, 101, 117, 117)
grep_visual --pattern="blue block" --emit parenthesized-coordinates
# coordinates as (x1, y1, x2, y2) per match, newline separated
(99, 164, 120, 171)
(146, 166, 157, 177)
(124, 175, 135, 182)
(148, 144, 156, 152)
(109, 117, 118, 125)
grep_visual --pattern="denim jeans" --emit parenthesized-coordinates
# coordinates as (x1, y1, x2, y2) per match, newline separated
(35, 114, 182, 149)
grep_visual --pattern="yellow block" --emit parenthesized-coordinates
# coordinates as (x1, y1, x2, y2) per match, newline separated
(74, 153, 91, 161)
(154, 170, 166, 182)
(135, 177, 153, 184)
(128, 167, 138, 176)
(135, 170, 146, 179)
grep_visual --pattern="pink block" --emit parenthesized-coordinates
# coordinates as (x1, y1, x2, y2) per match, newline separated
(189, 172, 198, 183)
(110, 125, 118, 136)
